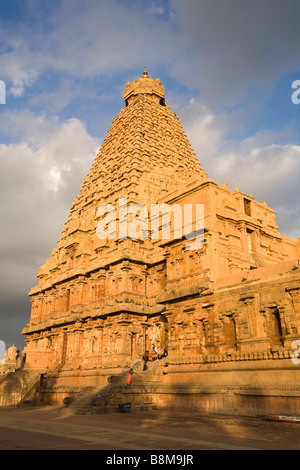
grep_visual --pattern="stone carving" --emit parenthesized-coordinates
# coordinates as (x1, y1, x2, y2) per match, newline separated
(5, 345, 19, 363)
(20, 71, 300, 382)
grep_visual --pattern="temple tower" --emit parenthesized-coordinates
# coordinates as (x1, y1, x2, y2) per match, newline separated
(21, 72, 300, 415)
(22, 70, 207, 370)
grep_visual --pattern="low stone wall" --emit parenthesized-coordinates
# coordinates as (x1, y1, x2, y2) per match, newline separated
(0, 369, 42, 407)
(139, 355, 300, 416)
(96, 354, 300, 417)
(37, 366, 130, 406)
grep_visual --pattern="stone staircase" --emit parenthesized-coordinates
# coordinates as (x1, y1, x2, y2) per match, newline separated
(67, 358, 168, 415)
(17, 372, 42, 406)
(0, 368, 45, 407)
(252, 251, 267, 267)
(69, 380, 122, 415)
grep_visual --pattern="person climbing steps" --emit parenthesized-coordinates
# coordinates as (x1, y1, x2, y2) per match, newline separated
(126, 368, 134, 385)
(142, 350, 149, 370)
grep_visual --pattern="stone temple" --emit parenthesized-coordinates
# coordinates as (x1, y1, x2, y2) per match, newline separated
(1, 70, 300, 414)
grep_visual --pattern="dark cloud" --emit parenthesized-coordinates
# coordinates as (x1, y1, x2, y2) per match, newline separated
(170, 0, 300, 106)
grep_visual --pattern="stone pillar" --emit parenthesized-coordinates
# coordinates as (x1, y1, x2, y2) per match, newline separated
(238, 295, 270, 352)
(116, 319, 132, 364)
(38, 295, 44, 321)
(94, 323, 104, 365)
(281, 289, 300, 347)
(141, 321, 150, 353)
(51, 331, 62, 365)
(50, 289, 57, 316)
(222, 311, 238, 351)
(233, 312, 242, 349)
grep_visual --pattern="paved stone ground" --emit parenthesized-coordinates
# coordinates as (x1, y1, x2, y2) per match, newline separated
(0, 405, 299, 451)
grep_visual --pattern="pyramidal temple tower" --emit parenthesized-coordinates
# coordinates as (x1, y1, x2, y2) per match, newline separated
(28, 69, 207, 298)
(18, 71, 300, 414)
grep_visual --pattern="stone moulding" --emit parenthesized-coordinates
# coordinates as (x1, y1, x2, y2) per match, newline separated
(29, 252, 166, 296)
(22, 301, 166, 335)
(145, 384, 300, 397)
(156, 280, 211, 304)
(166, 349, 294, 365)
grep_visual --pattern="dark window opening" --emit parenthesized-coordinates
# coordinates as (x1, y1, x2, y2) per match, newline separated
(273, 309, 283, 338)
(244, 198, 251, 216)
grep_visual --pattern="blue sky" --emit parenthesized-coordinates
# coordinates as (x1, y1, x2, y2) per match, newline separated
(1, 0, 300, 350)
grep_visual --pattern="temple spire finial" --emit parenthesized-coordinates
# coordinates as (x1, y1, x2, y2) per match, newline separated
(123, 67, 165, 104)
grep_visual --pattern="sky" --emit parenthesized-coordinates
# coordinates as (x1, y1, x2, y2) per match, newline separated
(1, 0, 300, 352)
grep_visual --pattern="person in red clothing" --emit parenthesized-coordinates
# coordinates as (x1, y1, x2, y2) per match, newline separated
(126, 368, 134, 385)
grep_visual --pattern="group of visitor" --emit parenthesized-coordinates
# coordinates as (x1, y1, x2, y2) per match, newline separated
(142, 345, 168, 371)
(126, 345, 168, 385)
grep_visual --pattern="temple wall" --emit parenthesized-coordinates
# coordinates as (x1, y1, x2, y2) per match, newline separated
(145, 355, 300, 416)
(23, 261, 300, 370)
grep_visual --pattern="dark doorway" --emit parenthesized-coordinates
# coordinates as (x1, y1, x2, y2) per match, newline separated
(271, 308, 283, 346)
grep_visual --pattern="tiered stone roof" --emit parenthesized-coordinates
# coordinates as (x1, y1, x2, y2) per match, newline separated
(30, 71, 207, 294)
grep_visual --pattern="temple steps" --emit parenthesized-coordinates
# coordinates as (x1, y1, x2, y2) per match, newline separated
(66, 358, 166, 415)
(0, 369, 45, 407)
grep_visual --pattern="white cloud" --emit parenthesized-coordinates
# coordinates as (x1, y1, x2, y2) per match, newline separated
(1, 0, 299, 110)
(0, 110, 100, 347)
(0, 1, 173, 96)
(0, 112, 99, 265)
(179, 99, 300, 239)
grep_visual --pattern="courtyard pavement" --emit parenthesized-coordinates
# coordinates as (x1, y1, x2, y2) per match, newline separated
(0, 405, 299, 453)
